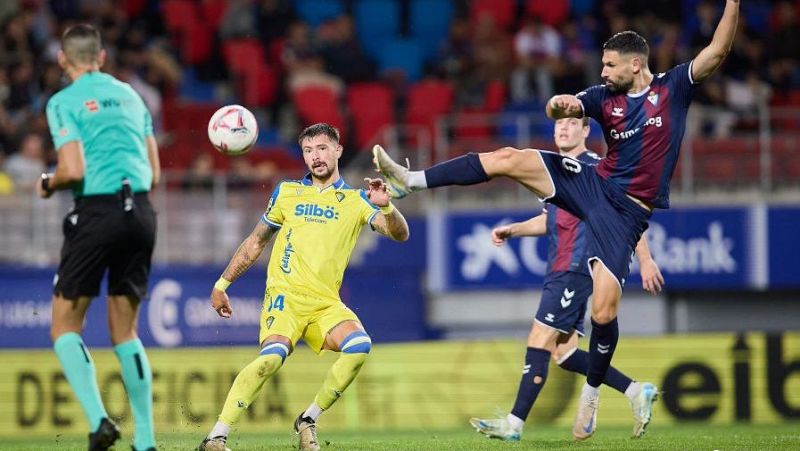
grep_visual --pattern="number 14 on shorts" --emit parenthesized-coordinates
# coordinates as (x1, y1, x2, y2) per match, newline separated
(267, 294, 285, 312)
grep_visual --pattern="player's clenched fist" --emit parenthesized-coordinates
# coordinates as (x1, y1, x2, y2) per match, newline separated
(211, 288, 234, 318)
(491, 225, 514, 246)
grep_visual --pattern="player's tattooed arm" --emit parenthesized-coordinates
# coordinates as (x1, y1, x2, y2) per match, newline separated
(221, 220, 277, 281)
(491, 214, 547, 246)
(691, 0, 740, 83)
(365, 177, 410, 242)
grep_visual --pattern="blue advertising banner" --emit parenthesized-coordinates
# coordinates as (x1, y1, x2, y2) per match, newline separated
(768, 207, 800, 289)
(438, 206, 765, 291)
(0, 220, 430, 349)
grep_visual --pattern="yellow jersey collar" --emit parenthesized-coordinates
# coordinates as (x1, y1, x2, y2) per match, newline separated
(302, 173, 347, 191)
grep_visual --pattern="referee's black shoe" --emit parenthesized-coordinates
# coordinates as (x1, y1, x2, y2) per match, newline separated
(88, 418, 120, 451)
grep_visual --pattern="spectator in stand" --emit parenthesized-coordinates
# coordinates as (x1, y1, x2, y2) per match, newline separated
(181, 153, 215, 191)
(220, 0, 259, 39)
(456, 14, 511, 108)
(435, 18, 473, 81)
(511, 16, 561, 103)
(553, 20, 592, 96)
(283, 22, 344, 96)
(5, 132, 46, 192)
(258, 0, 297, 46)
(318, 15, 375, 84)
(767, 1, 800, 93)
(0, 150, 14, 195)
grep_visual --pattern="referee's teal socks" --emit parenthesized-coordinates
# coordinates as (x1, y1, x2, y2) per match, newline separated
(53, 332, 108, 431)
(115, 338, 156, 451)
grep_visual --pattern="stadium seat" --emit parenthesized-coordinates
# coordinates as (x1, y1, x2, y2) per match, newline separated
(292, 86, 347, 144)
(525, 0, 569, 27)
(295, 0, 345, 28)
(242, 64, 278, 107)
(405, 80, 455, 146)
(354, 0, 402, 59)
(346, 82, 395, 150)
(409, 0, 454, 61)
(470, 0, 516, 30)
(378, 39, 424, 82)
(222, 39, 267, 75)
(161, 0, 198, 34)
(200, 0, 229, 32)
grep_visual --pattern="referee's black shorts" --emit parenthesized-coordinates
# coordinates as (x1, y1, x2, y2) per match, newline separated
(55, 192, 156, 300)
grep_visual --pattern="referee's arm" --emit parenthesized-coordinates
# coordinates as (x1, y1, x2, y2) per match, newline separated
(146, 135, 160, 189)
(37, 140, 84, 198)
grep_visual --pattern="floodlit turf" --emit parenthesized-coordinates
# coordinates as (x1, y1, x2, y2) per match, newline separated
(3, 423, 799, 450)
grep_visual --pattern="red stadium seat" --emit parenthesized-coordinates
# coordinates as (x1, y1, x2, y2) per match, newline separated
(405, 80, 455, 147)
(222, 39, 267, 75)
(292, 86, 347, 144)
(161, 0, 198, 34)
(524, 0, 569, 27)
(346, 82, 395, 150)
(470, 0, 516, 30)
(241, 64, 278, 107)
(200, 0, 229, 32)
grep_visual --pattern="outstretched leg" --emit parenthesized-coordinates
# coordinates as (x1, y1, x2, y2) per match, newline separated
(199, 335, 291, 451)
(373, 145, 555, 199)
(296, 321, 372, 451)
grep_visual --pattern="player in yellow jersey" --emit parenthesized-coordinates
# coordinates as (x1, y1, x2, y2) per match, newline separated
(197, 123, 410, 451)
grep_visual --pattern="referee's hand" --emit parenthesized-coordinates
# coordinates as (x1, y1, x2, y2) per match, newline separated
(211, 289, 234, 318)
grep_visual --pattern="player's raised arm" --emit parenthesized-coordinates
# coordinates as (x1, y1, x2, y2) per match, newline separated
(491, 214, 547, 246)
(211, 220, 278, 317)
(691, 0, 740, 83)
(546, 94, 584, 120)
(635, 232, 664, 295)
(364, 177, 410, 242)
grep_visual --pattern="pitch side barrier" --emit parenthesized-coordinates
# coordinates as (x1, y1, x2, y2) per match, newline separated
(0, 333, 798, 437)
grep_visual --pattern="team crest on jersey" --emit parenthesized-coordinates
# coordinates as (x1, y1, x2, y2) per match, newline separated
(84, 99, 99, 112)
(647, 91, 659, 106)
(335, 192, 345, 202)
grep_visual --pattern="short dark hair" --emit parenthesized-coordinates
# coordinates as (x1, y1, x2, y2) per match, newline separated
(603, 31, 649, 58)
(581, 116, 590, 127)
(298, 123, 340, 145)
(62, 24, 102, 65)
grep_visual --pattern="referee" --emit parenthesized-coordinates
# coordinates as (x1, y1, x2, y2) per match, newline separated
(36, 24, 159, 451)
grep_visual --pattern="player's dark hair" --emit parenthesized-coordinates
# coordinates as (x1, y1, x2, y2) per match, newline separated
(62, 24, 102, 65)
(603, 31, 649, 58)
(298, 123, 340, 145)
(581, 116, 590, 127)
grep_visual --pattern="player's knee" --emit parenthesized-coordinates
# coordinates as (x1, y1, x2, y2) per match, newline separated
(259, 341, 291, 370)
(341, 331, 372, 356)
(487, 146, 522, 174)
(591, 310, 617, 325)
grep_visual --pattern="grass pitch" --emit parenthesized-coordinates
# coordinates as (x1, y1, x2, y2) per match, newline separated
(2, 423, 798, 450)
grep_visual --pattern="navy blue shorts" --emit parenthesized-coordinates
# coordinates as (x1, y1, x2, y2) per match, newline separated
(537, 151, 651, 286)
(535, 271, 592, 335)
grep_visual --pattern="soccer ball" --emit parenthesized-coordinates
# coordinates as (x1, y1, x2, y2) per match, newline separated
(207, 105, 258, 155)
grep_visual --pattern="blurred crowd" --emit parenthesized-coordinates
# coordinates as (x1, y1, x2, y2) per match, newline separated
(1, 0, 799, 194)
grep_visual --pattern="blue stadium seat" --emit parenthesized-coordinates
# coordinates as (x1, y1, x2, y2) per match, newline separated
(178, 68, 216, 102)
(409, 0, 454, 61)
(378, 39, 424, 82)
(354, 0, 401, 59)
(569, 0, 597, 17)
(295, 0, 345, 28)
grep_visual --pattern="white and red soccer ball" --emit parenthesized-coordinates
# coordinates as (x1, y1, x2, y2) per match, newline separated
(207, 104, 258, 155)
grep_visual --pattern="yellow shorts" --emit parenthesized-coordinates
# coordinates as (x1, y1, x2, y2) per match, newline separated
(258, 289, 360, 354)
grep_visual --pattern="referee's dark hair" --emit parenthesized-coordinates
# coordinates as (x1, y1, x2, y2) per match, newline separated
(62, 24, 102, 66)
(603, 31, 650, 60)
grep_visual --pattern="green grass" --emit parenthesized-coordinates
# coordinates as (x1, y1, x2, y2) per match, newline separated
(2, 424, 799, 450)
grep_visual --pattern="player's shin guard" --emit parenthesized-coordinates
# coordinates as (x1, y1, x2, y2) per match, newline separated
(114, 338, 155, 450)
(219, 343, 288, 426)
(587, 317, 619, 388)
(53, 332, 108, 431)
(315, 332, 372, 410)
(424, 153, 489, 188)
(510, 347, 551, 422)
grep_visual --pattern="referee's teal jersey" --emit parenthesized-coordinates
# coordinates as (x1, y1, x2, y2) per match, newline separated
(46, 71, 154, 196)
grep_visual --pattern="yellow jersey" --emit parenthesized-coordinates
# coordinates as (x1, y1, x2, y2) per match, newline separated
(261, 174, 379, 303)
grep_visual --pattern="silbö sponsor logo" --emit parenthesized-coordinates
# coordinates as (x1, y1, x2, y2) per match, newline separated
(294, 203, 340, 223)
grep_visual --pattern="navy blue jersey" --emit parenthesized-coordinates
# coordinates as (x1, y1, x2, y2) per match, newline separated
(545, 151, 602, 276)
(576, 61, 697, 209)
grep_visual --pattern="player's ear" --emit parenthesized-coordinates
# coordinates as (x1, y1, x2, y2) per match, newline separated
(631, 55, 643, 74)
(336, 144, 343, 159)
(97, 49, 107, 69)
(57, 50, 67, 70)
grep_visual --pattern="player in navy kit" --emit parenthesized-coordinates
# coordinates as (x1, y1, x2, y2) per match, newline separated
(470, 117, 663, 442)
(372, 0, 738, 440)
